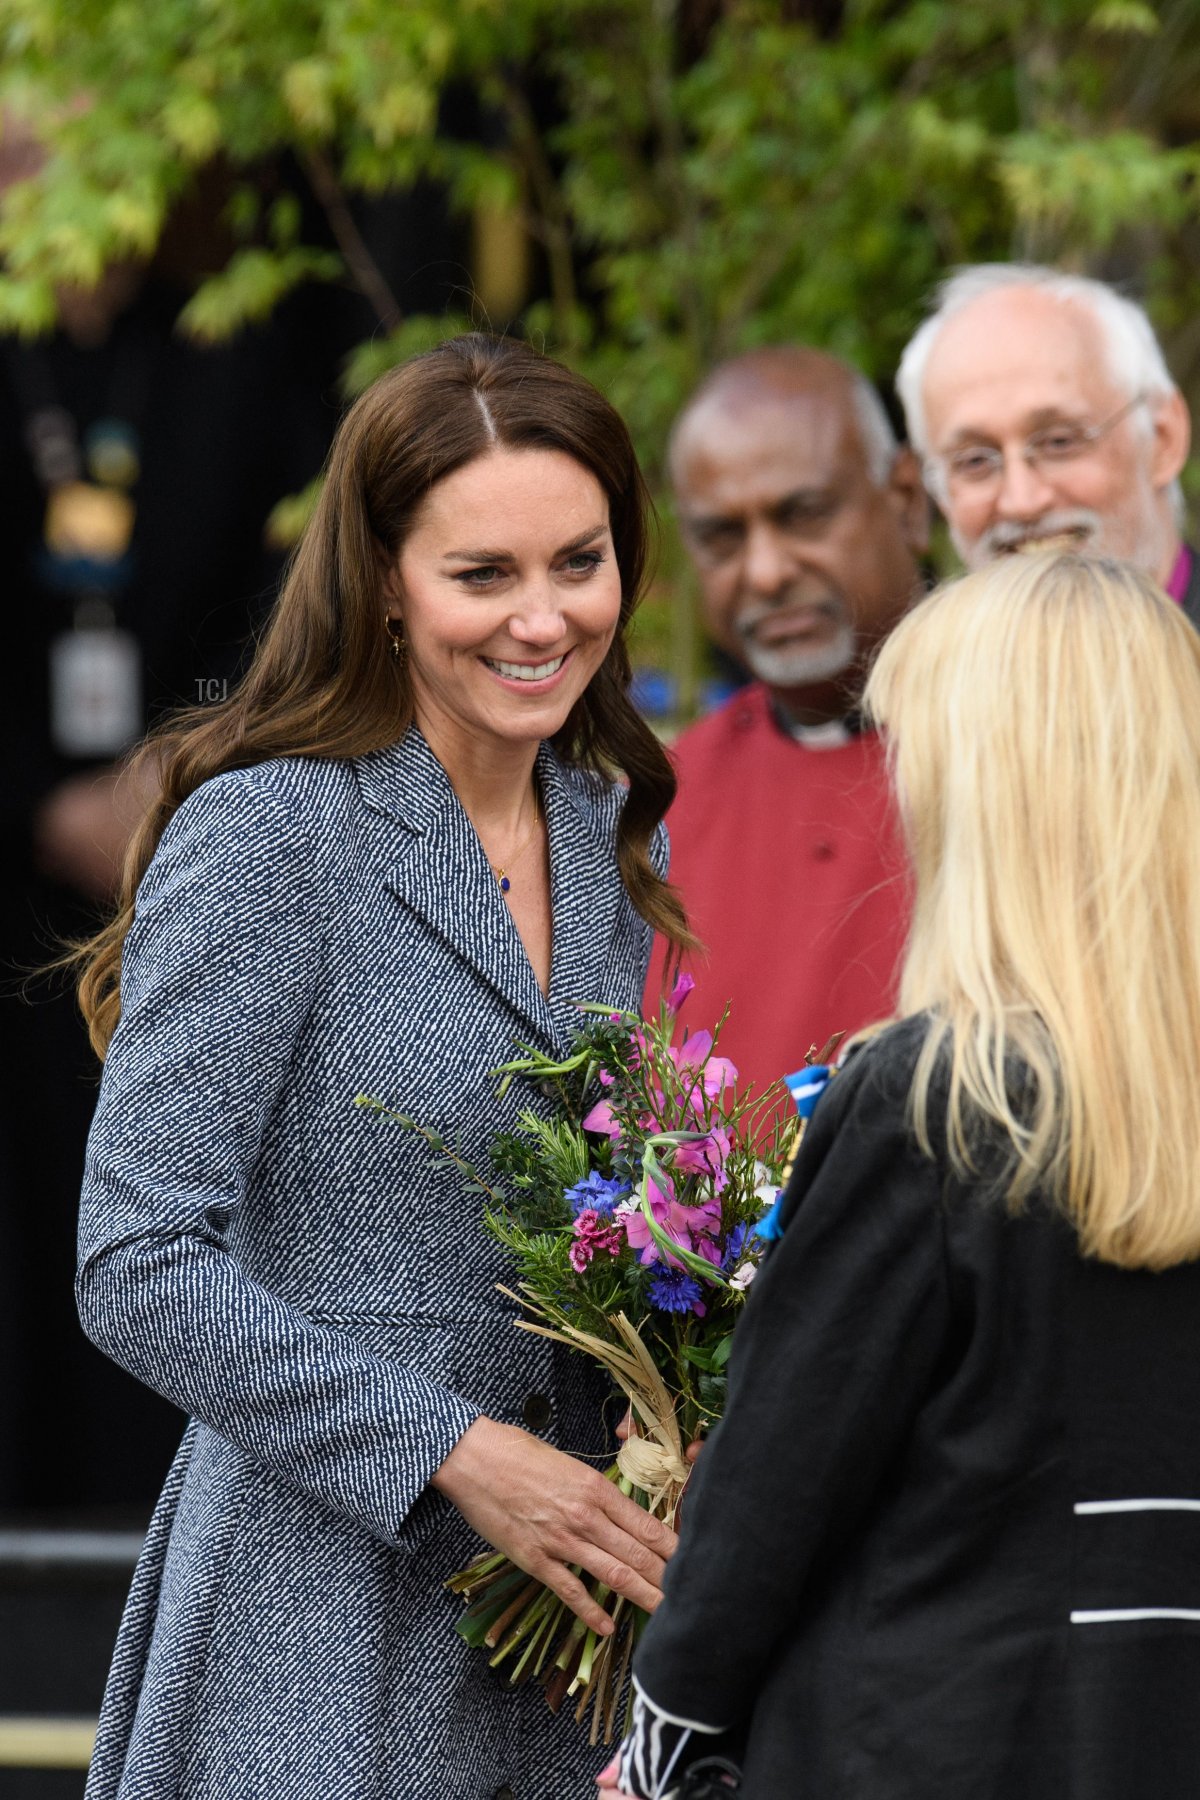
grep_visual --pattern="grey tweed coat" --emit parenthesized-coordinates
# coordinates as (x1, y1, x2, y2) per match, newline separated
(78, 728, 660, 1800)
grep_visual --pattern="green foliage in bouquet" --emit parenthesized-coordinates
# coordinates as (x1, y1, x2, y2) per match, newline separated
(358, 976, 829, 1741)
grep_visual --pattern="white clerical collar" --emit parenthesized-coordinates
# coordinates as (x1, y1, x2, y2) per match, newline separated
(772, 703, 865, 749)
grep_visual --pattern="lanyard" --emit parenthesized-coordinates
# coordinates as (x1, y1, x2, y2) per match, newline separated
(6, 332, 153, 606)
(7, 334, 154, 759)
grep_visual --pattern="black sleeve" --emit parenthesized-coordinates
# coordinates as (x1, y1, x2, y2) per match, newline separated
(616, 1677, 731, 1798)
(629, 1028, 952, 1736)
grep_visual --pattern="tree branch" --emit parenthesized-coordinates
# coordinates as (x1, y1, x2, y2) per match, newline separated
(497, 76, 578, 343)
(300, 147, 403, 333)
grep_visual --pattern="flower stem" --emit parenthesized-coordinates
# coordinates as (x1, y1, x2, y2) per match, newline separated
(484, 1577, 542, 1650)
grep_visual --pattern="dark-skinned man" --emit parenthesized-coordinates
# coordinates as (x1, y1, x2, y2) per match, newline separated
(646, 347, 928, 1095)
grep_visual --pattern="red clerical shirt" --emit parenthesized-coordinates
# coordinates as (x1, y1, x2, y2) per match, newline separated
(645, 682, 911, 1098)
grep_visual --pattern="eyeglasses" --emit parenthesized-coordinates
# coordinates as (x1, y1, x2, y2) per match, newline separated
(927, 393, 1149, 498)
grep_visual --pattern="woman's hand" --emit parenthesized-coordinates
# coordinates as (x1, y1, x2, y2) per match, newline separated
(431, 1416, 677, 1634)
(596, 1753, 625, 1795)
(616, 1405, 705, 1465)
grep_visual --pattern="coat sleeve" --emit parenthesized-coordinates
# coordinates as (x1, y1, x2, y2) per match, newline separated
(651, 818, 670, 881)
(77, 770, 479, 1546)
(629, 1036, 952, 1737)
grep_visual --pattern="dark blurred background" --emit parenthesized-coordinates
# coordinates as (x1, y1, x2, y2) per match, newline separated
(0, 159, 475, 1796)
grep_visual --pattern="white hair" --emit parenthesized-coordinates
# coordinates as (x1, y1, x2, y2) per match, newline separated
(473, 387, 499, 443)
(670, 352, 899, 491)
(849, 372, 899, 487)
(896, 263, 1178, 459)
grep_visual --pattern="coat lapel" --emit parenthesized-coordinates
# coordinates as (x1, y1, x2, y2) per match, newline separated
(356, 731, 626, 1054)
(539, 749, 628, 1038)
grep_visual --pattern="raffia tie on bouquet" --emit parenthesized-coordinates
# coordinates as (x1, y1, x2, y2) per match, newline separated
(508, 1296, 692, 1525)
(444, 1291, 694, 1743)
(616, 1434, 689, 1512)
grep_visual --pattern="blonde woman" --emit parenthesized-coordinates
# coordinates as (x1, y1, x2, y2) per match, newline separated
(600, 553, 1200, 1800)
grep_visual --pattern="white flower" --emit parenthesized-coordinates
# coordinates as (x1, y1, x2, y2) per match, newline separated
(753, 1161, 779, 1210)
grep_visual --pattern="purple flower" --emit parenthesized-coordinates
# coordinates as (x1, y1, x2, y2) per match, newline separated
(669, 1031, 739, 1104)
(647, 1266, 706, 1316)
(666, 971, 695, 1015)
(672, 1126, 733, 1192)
(621, 1177, 721, 1269)
(564, 1171, 629, 1218)
(721, 1222, 750, 1271)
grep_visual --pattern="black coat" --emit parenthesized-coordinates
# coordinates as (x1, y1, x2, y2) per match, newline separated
(633, 1016, 1200, 1798)
(1181, 540, 1200, 633)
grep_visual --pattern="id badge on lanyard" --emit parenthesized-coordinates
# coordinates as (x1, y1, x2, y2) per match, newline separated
(18, 374, 148, 761)
(50, 610, 142, 758)
(40, 462, 143, 759)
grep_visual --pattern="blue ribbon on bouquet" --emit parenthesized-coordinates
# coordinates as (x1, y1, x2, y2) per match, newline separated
(784, 1064, 833, 1119)
(754, 1063, 833, 1242)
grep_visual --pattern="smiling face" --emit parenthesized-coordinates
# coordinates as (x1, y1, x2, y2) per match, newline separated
(672, 364, 927, 721)
(385, 446, 623, 761)
(920, 287, 1189, 581)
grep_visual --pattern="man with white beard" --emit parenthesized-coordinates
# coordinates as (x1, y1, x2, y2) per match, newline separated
(897, 263, 1197, 616)
(644, 347, 928, 1094)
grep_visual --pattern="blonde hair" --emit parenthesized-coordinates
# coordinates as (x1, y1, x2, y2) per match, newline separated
(864, 552, 1200, 1271)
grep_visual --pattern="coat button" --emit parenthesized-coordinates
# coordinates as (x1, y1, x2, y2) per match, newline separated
(493, 1788, 517, 1799)
(813, 838, 835, 861)
(522, 1392, 552, 1431)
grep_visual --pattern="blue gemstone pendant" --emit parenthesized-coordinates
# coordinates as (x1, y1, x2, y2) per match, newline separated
(500, 875, 511, 893)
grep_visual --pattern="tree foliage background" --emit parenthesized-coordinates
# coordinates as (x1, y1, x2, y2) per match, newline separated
(2, 0, 1197, 700)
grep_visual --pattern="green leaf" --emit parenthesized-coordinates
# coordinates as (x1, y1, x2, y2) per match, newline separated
(160, 91, 223, 162)
(265, 476, 322, 550)
(2, 0, 1197, 674)
(339, 315, 475, 397)
(0, 273, 58, 338)
(177, 246, 344, 341)
(1089, 1, 1159, 35)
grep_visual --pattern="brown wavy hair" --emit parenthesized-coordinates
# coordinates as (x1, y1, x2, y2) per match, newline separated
(76, 332, 694, 1057)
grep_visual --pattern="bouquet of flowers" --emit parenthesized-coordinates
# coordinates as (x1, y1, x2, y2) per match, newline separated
(358, 976, 837, 1744)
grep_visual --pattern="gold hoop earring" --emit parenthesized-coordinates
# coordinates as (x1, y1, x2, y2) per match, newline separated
(384, 615, 406, 664)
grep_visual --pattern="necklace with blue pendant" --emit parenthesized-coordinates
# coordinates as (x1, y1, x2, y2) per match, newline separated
(489, 792, 541, 895)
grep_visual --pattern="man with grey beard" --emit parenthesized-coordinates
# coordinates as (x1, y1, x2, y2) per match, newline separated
(644, 346, 928, 1094)
(897, 263, 1197, 618)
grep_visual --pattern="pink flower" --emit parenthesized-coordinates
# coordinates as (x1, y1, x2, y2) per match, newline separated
(620, 1177, 722, 1269)
(701, 1055, 739, 1097)
(675, 1027, 713, 1067)
(670, 1031, 739, 1101)
(693, 1235, 723, 1269)
(569, 1208, 625, 1273)
(581, 1098, 620, 1142)
(685, 1190, 724, 1237)
(672, 1126, 733, 1191)
(666, 971, 695, 1015)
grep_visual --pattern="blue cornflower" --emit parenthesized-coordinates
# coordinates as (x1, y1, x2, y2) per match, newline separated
(721, 1222, 750, 1271)
(564, 1171, 629, 1218)
(647, 1266, 704, 1315)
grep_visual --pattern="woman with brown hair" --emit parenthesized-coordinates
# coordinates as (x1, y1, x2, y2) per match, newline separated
(74, 333, 691, 1799)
